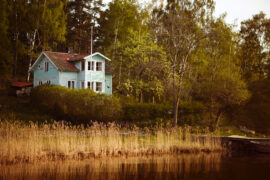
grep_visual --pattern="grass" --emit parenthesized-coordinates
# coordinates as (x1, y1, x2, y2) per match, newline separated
(0, 120, 223, 165)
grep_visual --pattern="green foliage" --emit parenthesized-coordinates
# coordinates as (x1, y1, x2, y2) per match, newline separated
(66, 0, 103, 53)
(236, 78, 270, 134)
(239, 12, 270, 81)
(0, 0, 12, 76)
(122, 103, 172, 122)
(31, 85, 121, 123)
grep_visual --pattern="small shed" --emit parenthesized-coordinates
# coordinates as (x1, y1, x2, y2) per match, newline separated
(11, 82, 33, 97)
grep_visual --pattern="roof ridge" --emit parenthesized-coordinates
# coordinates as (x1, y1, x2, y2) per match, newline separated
(44, 51, 70, 54)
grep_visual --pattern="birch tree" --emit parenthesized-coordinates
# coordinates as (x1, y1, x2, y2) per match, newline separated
(152, 0, 214, 126)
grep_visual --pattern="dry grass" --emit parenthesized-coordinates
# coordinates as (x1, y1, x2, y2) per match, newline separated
(0, 120, 223, 165)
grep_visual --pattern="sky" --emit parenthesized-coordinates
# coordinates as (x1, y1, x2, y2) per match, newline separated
(103, 0, 270, 29)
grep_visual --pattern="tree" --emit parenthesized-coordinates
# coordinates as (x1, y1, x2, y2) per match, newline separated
(97, 0, 148, 58)
(0, 0, 12, 77)
(25, 0, 67, 81)
(115, 30, 168, 102)
(152, 0, 215, 126)
(66, 0, 103, 54)
(239, 12, 270, 82)
(7, 0, 28, 78)
(193, 17, 250, 131)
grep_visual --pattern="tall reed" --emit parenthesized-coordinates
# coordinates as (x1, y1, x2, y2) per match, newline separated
(0, 120, 223, 165)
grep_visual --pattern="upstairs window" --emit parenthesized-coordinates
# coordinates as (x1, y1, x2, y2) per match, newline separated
(81, 61, 85, 71)
(96, 62, 102, 71)
(96, 82, 102, 92)
(68, 80, 75, 89)
(88, 61, 94, 71)
(45, 62, 49, 72)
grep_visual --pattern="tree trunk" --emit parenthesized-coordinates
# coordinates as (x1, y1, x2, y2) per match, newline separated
(27, 30, 38, 82)
(211, 108, 223, 132)
(12, 9, 18, 78)
(12, 34, 18, 78)
(173, 98, 179, 126)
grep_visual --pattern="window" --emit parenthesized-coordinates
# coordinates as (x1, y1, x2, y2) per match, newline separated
(81, 81, 85, 89)
(46, 80, 51, 84)
(38, 81, 43, 85)
(81, 61, 85, 71)
(38, 65, 41, 70)
(87, 81, 94, 90)
(96, 62, 102, 71)
(88, 61, 94, 71)
(45, 62, 49, 72)
(96, 82, 102, 92)
(68, 80, 75, 89)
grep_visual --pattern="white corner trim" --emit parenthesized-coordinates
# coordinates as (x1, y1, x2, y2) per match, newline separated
(84, 52, 111, 61)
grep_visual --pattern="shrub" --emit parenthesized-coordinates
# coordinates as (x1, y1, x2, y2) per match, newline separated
(122, 103, 172, 122)
(31, 85, 121, 123)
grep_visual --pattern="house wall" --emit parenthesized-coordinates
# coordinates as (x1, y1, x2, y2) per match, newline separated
(33, 55, 59, 87)
(84, 55, 106, 93)
(105, 74, 112, 95)
(74, 61, 85, 88)
(59, 71, 78, 88)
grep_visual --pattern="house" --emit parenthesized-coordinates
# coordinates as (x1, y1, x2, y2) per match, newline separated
(29, 51, 112, 95)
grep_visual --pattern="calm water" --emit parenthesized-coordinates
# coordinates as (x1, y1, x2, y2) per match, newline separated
(1, 153, 270, 180)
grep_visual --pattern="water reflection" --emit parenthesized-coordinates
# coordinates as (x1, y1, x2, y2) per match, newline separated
(0, 153, 221, 180)
(1, 153, 270, 180)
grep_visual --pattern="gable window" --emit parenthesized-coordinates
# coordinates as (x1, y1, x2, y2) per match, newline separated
(96, 62, 102, 71)
(87, 81, 94, 90)
(88, 61, 94, 71)
(38, 81, 43, 85)
(45, 62, 49, 72)
(38, 65, 41, 70)
(68, 80, 75, 89)
(96, 82, 102, 92)
(81, 61, 85, 71)
(81, 81, 85, 89)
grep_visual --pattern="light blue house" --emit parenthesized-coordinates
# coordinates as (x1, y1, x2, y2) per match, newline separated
(29, 51, 112, 95)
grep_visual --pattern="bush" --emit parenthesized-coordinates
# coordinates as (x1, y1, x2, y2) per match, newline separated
(31, 85, 121, 123)
(122, 103, 172, 122)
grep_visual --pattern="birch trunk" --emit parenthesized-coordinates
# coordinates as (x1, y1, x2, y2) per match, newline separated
(27, 29, 38, 82)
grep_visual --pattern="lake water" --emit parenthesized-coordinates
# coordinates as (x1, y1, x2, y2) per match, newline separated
(0, 153, 270, 180)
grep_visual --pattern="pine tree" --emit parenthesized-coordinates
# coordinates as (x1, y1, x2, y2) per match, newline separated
(66, 0, 103, 54)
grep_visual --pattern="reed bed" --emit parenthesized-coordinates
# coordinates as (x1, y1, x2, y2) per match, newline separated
(0, 120, 223, 165)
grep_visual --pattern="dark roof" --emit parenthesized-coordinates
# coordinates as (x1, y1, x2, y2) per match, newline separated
(42, 51, 111, 73)
(44, 51, 80, 72)
(11, 82, 33, 88)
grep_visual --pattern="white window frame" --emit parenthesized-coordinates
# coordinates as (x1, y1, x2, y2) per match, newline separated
(68, 80, 75, 89)
(44, 62, 49, 72)
(96, 82, 102, 92)
(88, 61, 94, 71)
(81, 61, 85, 71)
(96, 62, 102, 71)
